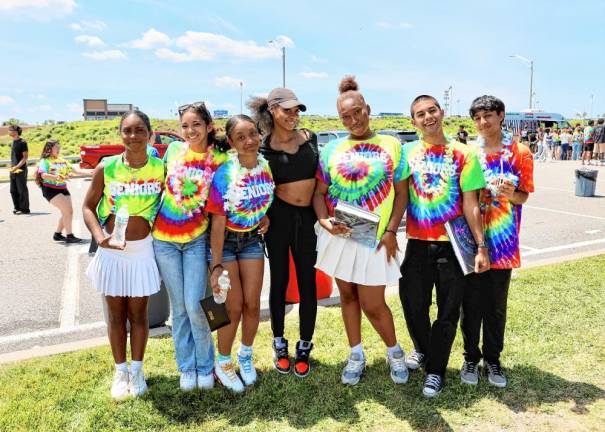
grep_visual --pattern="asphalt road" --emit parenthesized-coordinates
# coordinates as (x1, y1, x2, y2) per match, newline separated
(1, 161, 604, 355)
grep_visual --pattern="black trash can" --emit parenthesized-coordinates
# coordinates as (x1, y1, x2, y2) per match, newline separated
(102, 281, 170, 329)
(575, 169, 598, 197)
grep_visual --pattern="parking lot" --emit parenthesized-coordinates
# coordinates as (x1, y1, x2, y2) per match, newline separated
(0, 160, 603, 358)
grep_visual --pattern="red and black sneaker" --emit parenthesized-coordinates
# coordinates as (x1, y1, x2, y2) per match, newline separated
(294, 341, 314, 378)
(272, 338, 290, 374)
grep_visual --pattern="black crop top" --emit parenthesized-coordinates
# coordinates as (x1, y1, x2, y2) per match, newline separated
(260, 129, 319, 185)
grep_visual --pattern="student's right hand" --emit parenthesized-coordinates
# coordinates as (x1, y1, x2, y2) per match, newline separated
(319, 218, 351, 236)
(210, 269, 221, 294)
(97, 235, 126, 250)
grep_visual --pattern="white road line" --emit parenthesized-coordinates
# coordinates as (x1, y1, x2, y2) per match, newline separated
(0, 321, 106, 345)
(539, 186, 574, 193)
(519, 244, 540, 251)
(585, 229, 601, 235)
(521, 238, 605, 257)
(59, 220, 82, 328)
(524, 205, 605, 221)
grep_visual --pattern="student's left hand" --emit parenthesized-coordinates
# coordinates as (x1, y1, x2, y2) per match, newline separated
(377, 230, 399, 262)
(258, 216, 270, 235)
(474, 249, 490, 273)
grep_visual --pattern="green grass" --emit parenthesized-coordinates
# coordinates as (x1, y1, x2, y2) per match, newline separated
(1, 256, 604, 431)
(0, 116, 477, 160)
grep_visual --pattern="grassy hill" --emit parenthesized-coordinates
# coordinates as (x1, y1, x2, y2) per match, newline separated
(0, 116, 477, 160)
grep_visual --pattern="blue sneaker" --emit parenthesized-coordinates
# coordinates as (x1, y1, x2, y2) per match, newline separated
(238, 353, 257, 386)
(341, 352, 366, 385)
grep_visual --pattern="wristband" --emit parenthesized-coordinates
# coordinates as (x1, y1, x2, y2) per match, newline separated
(477, 242, 488, 249)
(384, 229, 397, 236)
(210, 263, 224, 274)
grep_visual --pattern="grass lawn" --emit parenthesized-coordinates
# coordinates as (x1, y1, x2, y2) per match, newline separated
(1, 256, 604, 431)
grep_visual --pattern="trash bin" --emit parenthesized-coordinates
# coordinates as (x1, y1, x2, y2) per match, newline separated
(575, 169, 598, 197)
(102, 281, 170, 329)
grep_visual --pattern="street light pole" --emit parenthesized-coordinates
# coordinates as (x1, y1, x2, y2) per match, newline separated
(240, 81, 243, 114)
(510, 54, 534, 109)
(269, 40, 287, 88)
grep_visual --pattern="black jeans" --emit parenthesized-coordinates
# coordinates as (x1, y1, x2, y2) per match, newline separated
(10, 169, 30, 212)
(399, 239, 468, 376)
(461, 268, 512, 365)
(265, 196, 317, 341)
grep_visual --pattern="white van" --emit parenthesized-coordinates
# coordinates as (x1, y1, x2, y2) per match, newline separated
(504, 110, 570, 133)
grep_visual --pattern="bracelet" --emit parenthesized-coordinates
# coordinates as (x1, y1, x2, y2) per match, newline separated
(384, 229, 397, 236)
(477, 242, 488, 249)
(210, 263, 224, 274)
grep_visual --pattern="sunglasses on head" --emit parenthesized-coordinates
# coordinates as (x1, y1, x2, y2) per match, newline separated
(178, 101, 206, 115)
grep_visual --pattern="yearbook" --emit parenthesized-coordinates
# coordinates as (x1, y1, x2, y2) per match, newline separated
(334, 201, 380, 248)
(444, 215, 477, 275)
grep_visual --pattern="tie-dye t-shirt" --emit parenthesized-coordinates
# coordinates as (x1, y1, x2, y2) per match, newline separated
(152, 142, 229, 243)
(401, 139, 485, 241)
(37, 157, 72, 189)
(474, 141, 534, 269)
(97, 155, 165, 226)
(205, 153, 275, 232)
(583, 126, 594, 144)
(316, 134, 404, 240)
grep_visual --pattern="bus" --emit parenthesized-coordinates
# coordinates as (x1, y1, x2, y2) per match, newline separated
(504, 110, 570, 134)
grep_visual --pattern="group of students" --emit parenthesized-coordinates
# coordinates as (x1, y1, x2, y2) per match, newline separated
(72, 75, 533, 400)
(523, 119, 605, 164)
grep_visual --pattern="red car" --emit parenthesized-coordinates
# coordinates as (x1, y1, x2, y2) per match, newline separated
(79, 130, 184, 169)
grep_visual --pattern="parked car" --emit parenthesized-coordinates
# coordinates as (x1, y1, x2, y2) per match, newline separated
(377, 130, 419, 144)
(79, 130, 183, 169)
(316, 130, 349, 147)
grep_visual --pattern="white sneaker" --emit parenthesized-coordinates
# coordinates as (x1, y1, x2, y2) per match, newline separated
(111, 370, 130, 399)
(238, 353, 257, 386)
(180, 370, 197, 392)
(215, 361, 244, 393)
(129, 369, 148, 397)
(387, 349, 409, 384)
(341, 352, 366, 385)
(197, 372, 215, 390)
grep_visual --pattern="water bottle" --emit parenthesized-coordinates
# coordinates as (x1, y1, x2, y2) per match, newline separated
(215, 270, 231, 304)
(109, 204, 129, 247)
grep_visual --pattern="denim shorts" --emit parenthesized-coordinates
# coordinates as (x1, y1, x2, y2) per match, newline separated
(208, 230, 265, 262)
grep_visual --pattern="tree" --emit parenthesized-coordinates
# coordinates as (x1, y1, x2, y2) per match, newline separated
(2, 118, 22, 126)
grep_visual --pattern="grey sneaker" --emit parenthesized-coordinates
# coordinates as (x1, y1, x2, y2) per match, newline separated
(387, 349, 409, 384)
(405, 350, 426, 370)
(484, 361, 507, 388)
(460, 360, 480, 385)
(422, 373, 444, 398)
(341, 352, 366, 385)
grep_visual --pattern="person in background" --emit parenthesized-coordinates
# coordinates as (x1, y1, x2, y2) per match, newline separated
(399, 94, 489, 397)
(559, 128, 572, 160)
(572, 125, 584, 161)
(83, 110, 165, 399)
(250, 88, 319, 377)
(152, 102, 229, 392)
(528, 129, 538, 153)
(551, 129, 561, 160)
(582, 120, 595, 165)
(461, 95, 534, 389)
(593, 118, 605, 164)
(206, 115, 273, 393)
(538, 128, 553, 162)
(314, 76, 409, 388)
(8, 125, 30, 215)
(36, 139, 92, 243)
(457, 125, 469, 144)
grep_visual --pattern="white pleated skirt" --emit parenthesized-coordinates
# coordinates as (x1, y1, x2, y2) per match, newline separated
(315, 224, 402, 286)
(86, 235, 161, 297)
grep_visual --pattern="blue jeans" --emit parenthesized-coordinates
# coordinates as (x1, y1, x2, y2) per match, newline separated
(153, 233, 214, 374)
(572, 142, 582, 160)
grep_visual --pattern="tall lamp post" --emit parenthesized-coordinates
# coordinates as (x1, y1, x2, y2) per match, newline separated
(510, 54, 534, 109)
(269, 40, 286, 88)
(240, 81, 244, 114)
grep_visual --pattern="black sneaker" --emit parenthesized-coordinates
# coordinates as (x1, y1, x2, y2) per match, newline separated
(405, 350, 426, 370)
(272, 338, 290, 374)
(65, 234, 83, 244)
(484, 361, 507, 388)
(422, 374, 444, 398)
(294, 341, 313, 378)
(53, 232, 67, 242)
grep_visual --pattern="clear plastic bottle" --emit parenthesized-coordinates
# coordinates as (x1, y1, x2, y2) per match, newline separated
(109, 204, 129, 247)
(215, 270, 231, 304)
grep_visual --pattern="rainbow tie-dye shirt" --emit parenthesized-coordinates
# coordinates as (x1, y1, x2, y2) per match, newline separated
(97, 155, 165, 226)
(206, 153, 275, 232)
(316, 134, 404, 240)
(474, 141, 534, 269)
(152, 142, 229, 243)
(402, 139, 485, 241)
(37, 158, 72, 189)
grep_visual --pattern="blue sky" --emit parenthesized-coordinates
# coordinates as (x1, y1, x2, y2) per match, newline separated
(1, 0, 604, 124)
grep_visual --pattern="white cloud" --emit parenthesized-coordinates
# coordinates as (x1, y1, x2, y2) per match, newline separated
(270, 35, 295, 49)
(310, 54, 327, 63)
(33, 104, 52, 112)
(0, 0, 76, 17)
(69, 20, 106, 32)
(155, 32, 287, 62)
(83, 50, 127, 61)
(75, 35, 105, 47)
(215, 76, 243, 89)
(31, 94, 47, 100)
(300, 71, 328, 79)
(376, 21, 413, 29)
(126, 28, 172, 49)
(0, 96, 15, 105)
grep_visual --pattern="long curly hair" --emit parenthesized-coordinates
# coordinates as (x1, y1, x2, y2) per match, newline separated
(247, 96, 274, 136)
(36, 140, 59, 187)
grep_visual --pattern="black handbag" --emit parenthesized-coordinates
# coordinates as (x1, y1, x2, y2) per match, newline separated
(200, 296, 231, 332)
